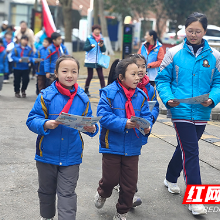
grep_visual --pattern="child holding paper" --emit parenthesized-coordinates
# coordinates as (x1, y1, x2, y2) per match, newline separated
(26, 55, 98, 220)
(94, 58, 152, 220)
(11, 35, 34, 98)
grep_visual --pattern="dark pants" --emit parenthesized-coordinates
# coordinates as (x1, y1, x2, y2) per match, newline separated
(166, 122, 206, 185)
(4, 61, 13, 80)
(149, 81, 155, 87)
(36, 161, 79, 220)
(13, 69, 30, 93)
(98, 154, 139, 214)
(37, 75, 46, 94)
(46, 74, 56, 88)
(85, 67, 105, 88)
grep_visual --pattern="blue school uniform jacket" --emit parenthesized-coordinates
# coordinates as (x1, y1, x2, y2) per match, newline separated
(34, 46, 48, 75)
(0, 50, 9, 74)
(97, 81, 153, 156)
(26, 81, 99, 166)
(145, 82, 159, 122)
(11, 44, 34, 70)
(155, 39, 220, 121)
(44, 43, 68, 74)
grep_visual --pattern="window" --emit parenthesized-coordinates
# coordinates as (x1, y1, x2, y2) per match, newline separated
(140, 20, 153, 41)
(206, 29, 220, 37)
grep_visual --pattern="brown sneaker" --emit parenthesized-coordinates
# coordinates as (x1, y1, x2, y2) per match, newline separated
(21, 91, 26, 98)
(15, 92, 21, 98)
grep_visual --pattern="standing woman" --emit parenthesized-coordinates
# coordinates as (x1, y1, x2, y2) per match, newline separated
(138, 30, 164, 86)
(84, 25, 106, 96)
(156, 12, 220, 215)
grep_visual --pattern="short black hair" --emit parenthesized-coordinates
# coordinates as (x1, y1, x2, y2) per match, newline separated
(55, 55, 80, 73)
(92, 24, 101, 32)
(0, 38, 3, 44)
(51, 32, 61, 41)
(185, 12, 208, 31)
(20, 21, 27, 25)
(44, 37, 52, 44)
(21, 35, 29, 41)
(108, 58, 137, 85)
(4, 31, 13, 37)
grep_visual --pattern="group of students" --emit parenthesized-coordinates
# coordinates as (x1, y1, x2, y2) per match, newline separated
(0, 31, 68, 97)
(25, 11, 220, 220)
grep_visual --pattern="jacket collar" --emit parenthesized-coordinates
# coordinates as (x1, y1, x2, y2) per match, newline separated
(143, 40, 162, 50)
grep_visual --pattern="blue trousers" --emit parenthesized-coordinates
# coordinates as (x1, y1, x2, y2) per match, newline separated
(166, 122, 206, 185)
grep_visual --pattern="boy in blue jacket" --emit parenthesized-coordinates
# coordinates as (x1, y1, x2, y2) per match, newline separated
(44, 32, 68, 86)
(0, 38, 9, 92)
(35, 37, 52, 94)
(11, 35, 34, 98)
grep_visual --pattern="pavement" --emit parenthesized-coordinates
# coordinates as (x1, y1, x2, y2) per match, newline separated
(0, 76, 220, 220)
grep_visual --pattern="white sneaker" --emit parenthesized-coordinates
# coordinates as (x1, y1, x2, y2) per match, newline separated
(188, 204, 207, 215)
(132, 194, 142, 207)
(3, 79, 9, 84)
(164, 179, 180, 194)
(113, 212, 127, 220)
(94, 191, 106, 209)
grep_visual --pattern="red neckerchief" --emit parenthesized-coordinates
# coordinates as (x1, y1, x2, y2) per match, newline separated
(137, 75, 150, 101)
(55, 81, 78, 114)
(0, 46, 5, 53)
(20, 46, 25, 57)
(46, 44, 60, 60)
(117, 80, 139, 138)
(92, 33, 101, 43)
(6, 39, 12, 45)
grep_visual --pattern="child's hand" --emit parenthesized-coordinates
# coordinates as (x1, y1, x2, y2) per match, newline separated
(91, 44, 95, 48)
(167, 100, 180, 107)
(125, 119, 137, 129)
(84, 125, 96, 133)
(46, 73, 51, 78)
(44, 120, 61, 130)
(19, 59, 22, 62)
(144, 127, 151, 134)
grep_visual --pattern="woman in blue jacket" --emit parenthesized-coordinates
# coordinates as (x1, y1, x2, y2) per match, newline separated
(84, 25, 106, 96)
(27, 55, 98, 220)
(94, 58, 152, 220)
(156, 12, 220, 216)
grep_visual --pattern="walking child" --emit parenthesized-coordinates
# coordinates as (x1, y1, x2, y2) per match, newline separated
(44, 32, 68, 86)
(26, 55, 99, 220)
(0, 38, 9, 93)
(11, 35, 34, 98)
(94, 58, 153, 220)
(35, 37, 52, 94)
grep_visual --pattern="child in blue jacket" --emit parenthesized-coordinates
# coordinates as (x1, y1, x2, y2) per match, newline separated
(26, 55, 98, 220)
(44, 32, 68, 86)
(94, 58, 153, 220)
(11, 35, 34, 98)
(0, 38, 9, 92)
(35, 37, 52, 94)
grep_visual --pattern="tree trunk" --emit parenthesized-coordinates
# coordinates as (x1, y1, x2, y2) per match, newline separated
(59, 0, 73, 55)
(98, 0, 114, 55)
(93, 0, 99, 25)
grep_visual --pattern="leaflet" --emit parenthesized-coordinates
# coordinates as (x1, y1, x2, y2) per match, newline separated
(130, 116, 151, 135)
(173, 93, 209, 104)
(148, 101, 156, 111)
(55, 112, 102, 132)
(21, 57, 29, 63)
(34, 58, 44, 62)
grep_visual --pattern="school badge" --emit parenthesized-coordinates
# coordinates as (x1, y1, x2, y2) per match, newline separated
(202, 59, 210, 68)
(154, 49, 158, 52)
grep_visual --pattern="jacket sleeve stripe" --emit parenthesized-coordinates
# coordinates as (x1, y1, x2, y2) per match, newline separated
(40, 95, 48, 119)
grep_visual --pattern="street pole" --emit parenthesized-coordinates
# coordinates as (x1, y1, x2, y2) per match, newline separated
(34, 0, 38, 10)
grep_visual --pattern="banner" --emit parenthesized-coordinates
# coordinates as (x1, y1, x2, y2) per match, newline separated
(41, 0, 56, 37)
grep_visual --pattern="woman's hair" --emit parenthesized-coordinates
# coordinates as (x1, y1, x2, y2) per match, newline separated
(129, 54, 146, 64)
(55, 55, 80, 73)
(185, 12, 208, 31)
(148, 30, 158, 43)
(92, 24, 101, 32)
(107, 58, 136, 85)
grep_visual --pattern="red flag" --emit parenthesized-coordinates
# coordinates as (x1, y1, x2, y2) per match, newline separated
(41, 0, 56, 37)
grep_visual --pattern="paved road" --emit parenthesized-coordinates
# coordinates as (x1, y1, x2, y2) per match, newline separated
(0, 78, 220, 220)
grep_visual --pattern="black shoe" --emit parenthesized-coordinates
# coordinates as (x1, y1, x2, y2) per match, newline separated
(85, 88, 91, 97)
